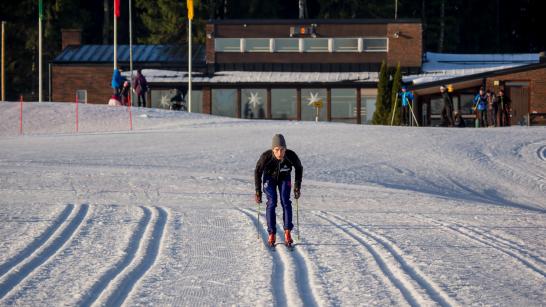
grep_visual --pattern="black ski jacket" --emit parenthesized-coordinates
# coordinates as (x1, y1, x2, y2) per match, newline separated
(254, 149, 303, 192)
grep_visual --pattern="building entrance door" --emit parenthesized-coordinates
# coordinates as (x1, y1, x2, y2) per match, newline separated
(506, 84, 530, 125)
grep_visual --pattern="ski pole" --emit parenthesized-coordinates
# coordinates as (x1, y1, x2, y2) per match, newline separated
(408, 101, 420, 127)
(257, 200, 261, 240)
(390, 94, 399, 126)
(296, 198, 300, 241)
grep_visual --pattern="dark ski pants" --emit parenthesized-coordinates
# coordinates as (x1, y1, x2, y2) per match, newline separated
(263, 176, 293, 234)
(401, 106, 409, 126)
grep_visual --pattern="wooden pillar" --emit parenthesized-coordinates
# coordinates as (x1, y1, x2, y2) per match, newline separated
(266, 88, 272, 119)
(326, 88, 332, 121)
(236, 88, 241, 118)
(296, 88, 302, 121)
(356, 87, 362, 124)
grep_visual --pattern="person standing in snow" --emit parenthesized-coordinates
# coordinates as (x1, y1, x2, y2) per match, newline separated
(120, 81, 131, 106)
(487, 90, 498, 127)
(111, 67, 123, 96)
(399, 85, 414, 126)
(440, 85, 454, 127)
(473, 87, 488, 128)
(498, 89, 511, 127)
(255, 134, 303, 247)
(133, 69, 148, 108)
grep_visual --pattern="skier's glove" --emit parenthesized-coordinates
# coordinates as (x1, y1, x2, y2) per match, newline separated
(255, 190, 262, 204)
(294, 187, 301, 199)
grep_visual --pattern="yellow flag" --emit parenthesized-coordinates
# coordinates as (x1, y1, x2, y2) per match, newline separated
(187, 0, 194, 20)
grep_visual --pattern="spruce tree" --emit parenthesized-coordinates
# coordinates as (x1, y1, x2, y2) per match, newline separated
(389, 63, 402, 125)
(372, 61, 391, 125)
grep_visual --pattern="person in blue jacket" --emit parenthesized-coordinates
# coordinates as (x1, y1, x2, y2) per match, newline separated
(111, 67, 123, 96)
(473, 87, 488, 128)
(399, 86, 414, 126)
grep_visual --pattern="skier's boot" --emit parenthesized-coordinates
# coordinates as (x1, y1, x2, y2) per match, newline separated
(268, 233, 276, 247)
(284, 229, 293, 247)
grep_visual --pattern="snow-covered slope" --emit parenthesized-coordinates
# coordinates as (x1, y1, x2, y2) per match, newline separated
(1, 102, 545, 306)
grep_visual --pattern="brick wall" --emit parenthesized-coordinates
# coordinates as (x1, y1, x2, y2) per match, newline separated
(52, 65, 114, 104)
(61, 29, 82, 50)
(486, 66, 546, 112)
(209, 21, 422, 69)
(386, 23, 422, 67)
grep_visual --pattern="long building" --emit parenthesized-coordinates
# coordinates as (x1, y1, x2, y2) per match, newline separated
(50, 20, 546, 126)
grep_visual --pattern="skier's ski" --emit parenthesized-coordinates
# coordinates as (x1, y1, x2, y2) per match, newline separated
(285, 242, 294, 251)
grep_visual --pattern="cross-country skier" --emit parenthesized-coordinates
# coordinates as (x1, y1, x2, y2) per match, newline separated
(255, 134, 303, 247)
(399, 85, 414, 126)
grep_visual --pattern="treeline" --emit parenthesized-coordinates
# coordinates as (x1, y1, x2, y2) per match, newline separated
(0, 0, 544, 100)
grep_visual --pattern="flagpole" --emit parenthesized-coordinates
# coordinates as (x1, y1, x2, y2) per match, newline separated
(38, 0, 43, 102)
(129, 0, 134, 106)
(1, 21, 5, 101)
(188, 19, 192, 112)
(187, 0, 193, 113)
(114, 0, 117, 70)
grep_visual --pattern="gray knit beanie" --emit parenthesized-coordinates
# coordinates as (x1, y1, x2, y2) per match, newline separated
(272, 134, 286, 148)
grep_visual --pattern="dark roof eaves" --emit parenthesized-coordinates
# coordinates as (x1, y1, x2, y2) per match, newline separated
(411, 62, 546, 90)
(208, 18, 421, 25)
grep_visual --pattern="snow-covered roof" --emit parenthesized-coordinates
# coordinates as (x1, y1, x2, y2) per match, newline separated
(404, 52, 541, 85)
(122, 52, 541, 86)
(123, 70, 379, 84)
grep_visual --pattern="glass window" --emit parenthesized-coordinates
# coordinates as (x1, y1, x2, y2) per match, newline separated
(245, 38, 270, 52)
(430, 96, 444, 115)
(363, 38, 388, 52)
(333, 38, 359, 52)
(76, 90, 87, 103)
(189, 90, 203, 113)
(303, 38, 329, 52)
(459, 94, 475, 115)
(271, 89, 296, 120)
(301, 89, 327, 121)
(274, 38, 299, 52)
(212, 89, 237, 117)
(331, 88, 357, 122)
(215, 38, 241, 52)
(151, 89, 177, 109)
(241, 89, 266, 119)
(361, 95, 376, 124)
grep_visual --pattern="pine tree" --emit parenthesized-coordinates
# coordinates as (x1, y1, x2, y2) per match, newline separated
(134, 0, 185, 44)
(389, 63, 402, 125)
(372, 61, 391, 125)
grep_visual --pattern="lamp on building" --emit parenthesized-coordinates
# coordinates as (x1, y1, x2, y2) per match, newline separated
(393, 31, 401, 38)
(206, 31, 214, 39)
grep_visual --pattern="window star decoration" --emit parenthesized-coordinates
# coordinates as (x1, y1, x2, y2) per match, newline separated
(248, 92, 263, 109)
(160, 94, 171, 109)
(306, 92, 323, 108)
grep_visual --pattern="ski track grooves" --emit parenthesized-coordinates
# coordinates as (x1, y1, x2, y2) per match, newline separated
(238, 207, 321, 307)
(0, 204, 74, 278)
(83, 206, 168, 307)
(418, 215, 546, 279)
(538, 145, 546, 161)
(0, 203, 89, 300)
(316, 211, 458, 307)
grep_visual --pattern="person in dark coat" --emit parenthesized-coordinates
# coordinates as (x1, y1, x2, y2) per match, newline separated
(440, 85, 454, 127)
(255, 134, 303, 247)
(133, 69, 148, 108)
(170, 88, 186, 111)
(120, 81, 131, 106)
(497, 89, 511, 126)
(453, 111, 466, 127)
(487, 90, 498, 127)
